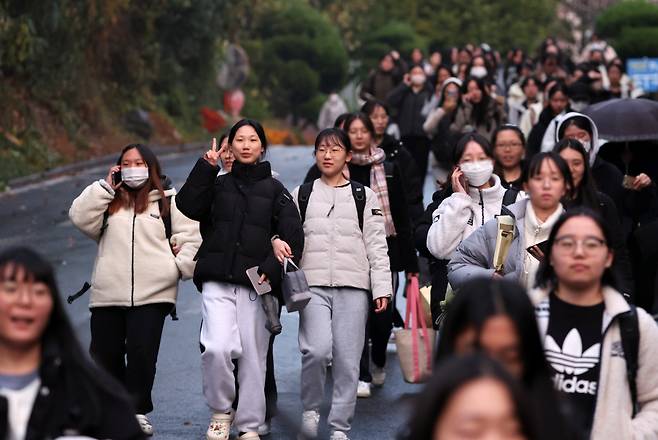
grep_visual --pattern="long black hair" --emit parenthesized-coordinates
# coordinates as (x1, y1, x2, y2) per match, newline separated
(406, 353, 537, 439)
(462, 76, 492, 130)
(553, 138, 601, 211)
(0, 247, 136, 430)
(534, 207, 618, 290)
(437, 278, 551, 387)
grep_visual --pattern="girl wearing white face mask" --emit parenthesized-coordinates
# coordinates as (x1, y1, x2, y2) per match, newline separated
(69, 144, 201, 436)
(427, 133, 525, 260)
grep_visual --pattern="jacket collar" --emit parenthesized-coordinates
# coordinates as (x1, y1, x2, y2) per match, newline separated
(467, 174, 504, 200)
(530, 285, 631, 327)
(232, 160, 272, 182)
(148, 188, 176, 202)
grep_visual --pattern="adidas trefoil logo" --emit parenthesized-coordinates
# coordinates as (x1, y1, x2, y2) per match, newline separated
(545, 328, 600, 376)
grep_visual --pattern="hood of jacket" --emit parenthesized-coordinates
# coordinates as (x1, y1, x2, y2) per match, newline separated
(554, 112, 601, 167)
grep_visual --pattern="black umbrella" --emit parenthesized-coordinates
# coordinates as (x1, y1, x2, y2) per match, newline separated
(583, 98, 658, 142)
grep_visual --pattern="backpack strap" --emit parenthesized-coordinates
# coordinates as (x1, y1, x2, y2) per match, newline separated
(158, 196, 173, 239)
(618, 304, 640, 416)
(297, 182, 314, 224)
(350, 181, 367, 231)
(502, 187, 519, 208)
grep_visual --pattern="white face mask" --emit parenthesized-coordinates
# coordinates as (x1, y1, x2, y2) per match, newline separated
(411, 74, 426, 86)
(470, 66, 488, 79)
(460, 160, 494, 187)
(121, 167, 149, 189)
(582, 140, 592, 153)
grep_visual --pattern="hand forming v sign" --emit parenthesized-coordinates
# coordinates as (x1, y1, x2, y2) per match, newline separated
(203, 137, 221, 167)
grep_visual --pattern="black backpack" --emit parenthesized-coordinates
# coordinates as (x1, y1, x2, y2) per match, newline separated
(297, 181, 367, 231)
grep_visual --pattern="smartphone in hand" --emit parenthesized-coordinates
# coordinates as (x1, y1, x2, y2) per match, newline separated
(112, 169, 122, 186)
(246, 266, 272, 295)
(526, 240, 549, 262)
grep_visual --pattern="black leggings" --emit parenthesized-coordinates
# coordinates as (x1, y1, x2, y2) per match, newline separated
(90, 303, 171, 414)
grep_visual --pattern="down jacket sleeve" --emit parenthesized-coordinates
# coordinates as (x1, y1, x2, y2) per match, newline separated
(426, 192, 472, 259)
(68, 180, 116, 241)
(631, 309, 658, 438)
(168, 194, 201, 280)
(363, 188, 393, 300)
(447, 221, 497, 290)
(258, 187, 304, 287)
(176, 158, 218, 222)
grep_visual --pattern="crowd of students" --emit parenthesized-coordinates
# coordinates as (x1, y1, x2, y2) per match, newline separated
(2, 37, 658, 440)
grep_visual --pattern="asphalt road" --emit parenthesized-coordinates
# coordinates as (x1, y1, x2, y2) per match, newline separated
(0, 146, 437, 439)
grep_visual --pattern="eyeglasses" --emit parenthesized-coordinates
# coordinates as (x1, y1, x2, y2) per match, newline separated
(495, 142, 524, 150)
(316, 146, 346, 156)
(553, 236, 607, 254)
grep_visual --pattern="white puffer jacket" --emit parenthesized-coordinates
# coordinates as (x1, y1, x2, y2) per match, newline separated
(69, 180, 201, 308)
(291, 179, 392, 300)
(426, 174, 525, 259)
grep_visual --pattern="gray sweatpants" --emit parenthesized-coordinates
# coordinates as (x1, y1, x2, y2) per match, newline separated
(299, 286, 369, 433)
(200, 282, 270, 433)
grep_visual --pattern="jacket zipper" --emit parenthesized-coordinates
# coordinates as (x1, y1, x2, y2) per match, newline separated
(478, 190, 485, 225)
(131, 213, 136, 307)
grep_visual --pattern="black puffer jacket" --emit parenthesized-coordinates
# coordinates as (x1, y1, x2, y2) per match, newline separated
(177, 159, 304, 291)
(0, 339, 144, 440)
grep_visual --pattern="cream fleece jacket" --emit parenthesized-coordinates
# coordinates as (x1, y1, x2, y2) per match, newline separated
(69, 180, 201, 307)
(427, 174, 525, 260)
(291, 179, 392, 300)
(530, 286, 658, 440)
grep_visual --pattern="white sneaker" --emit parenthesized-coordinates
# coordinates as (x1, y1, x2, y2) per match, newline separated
(206, 411, 233, 440)
(372, 366, 386, 386)
(257, 420, 271, 436)
(300, 410, 320, 438)
(356, 380, 371, 398)
(238, 432, 260, 440)
(136, 414, 153, 436)
(330, 431, 350, 440)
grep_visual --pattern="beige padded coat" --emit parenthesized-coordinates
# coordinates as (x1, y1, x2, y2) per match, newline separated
(291, 179, 392, 300)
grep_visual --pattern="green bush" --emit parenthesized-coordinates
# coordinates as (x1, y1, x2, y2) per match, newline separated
(355, 21, 425, 79)
(615, 27, 658, 58)
(248, 0, 348, 122)
(597, 0, 658, 39)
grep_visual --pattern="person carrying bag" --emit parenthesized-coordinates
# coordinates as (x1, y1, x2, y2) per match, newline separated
(395, 276, 434, 383)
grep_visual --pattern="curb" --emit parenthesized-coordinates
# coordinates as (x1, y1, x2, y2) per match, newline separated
(6, 142, 206, 190)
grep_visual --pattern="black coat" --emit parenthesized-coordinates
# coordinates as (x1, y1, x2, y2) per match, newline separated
(414, 187, 451, 329)
(591, 156, 625, 222)
(526, 106, 567, 159)
(387, 83, 432, 138)
(177, 159, 304, 291)
(303, 162, 419, 273)
(380, 134, 424, 223)
(0, 340, 144, 440)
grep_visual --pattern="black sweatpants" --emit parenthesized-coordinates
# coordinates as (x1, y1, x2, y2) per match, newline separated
(359, 275, 399, 382)
(90, 303, 171, 414)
